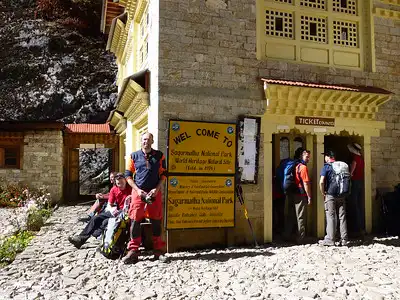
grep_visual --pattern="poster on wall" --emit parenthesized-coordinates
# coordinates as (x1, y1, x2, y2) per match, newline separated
(237, 116, 261, 184)
(167, 120, 237, 174)
(166, 175, 235, 229)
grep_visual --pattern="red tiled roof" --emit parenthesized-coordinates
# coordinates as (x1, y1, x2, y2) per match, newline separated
(65, 123, 112, 134)
(261, 78, 393, 95)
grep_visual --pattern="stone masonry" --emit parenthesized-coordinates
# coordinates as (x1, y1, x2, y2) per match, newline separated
(0, 130, 63, 203)
(157, 0, 400, 246)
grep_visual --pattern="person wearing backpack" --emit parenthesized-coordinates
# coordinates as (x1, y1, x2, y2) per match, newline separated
(319, 150, 350, 246)
(68, 173, 132, 249)
(282, 147, 312, 244)
(122, 132, 168, 264)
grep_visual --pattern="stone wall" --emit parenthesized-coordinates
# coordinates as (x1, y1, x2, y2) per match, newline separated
(0, 130, 63, 203)
(158, 0, 400, 243)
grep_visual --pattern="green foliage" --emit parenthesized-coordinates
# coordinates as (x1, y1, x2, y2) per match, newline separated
(26, 208, 51, 231)
(0, 231, 34, 266)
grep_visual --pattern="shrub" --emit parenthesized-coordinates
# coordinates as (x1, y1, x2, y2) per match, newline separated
(0, 231, 34, 266)
(0, 181, 51, 209)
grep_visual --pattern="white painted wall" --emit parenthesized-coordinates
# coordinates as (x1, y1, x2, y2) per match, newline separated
(147, 0, 160, 149)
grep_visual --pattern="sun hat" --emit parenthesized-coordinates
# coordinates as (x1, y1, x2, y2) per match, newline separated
(347, 143, 362, 156)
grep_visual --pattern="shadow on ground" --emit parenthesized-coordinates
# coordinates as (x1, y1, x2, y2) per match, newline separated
(166, 248, 275, 262)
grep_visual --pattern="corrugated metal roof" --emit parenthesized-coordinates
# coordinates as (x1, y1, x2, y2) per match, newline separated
(65, 123, 112, 134)
(261, 78, 393, 95)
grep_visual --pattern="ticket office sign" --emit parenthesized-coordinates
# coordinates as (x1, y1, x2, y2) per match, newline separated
(168, 120, 236, 174)
(166, 176, 235, 229)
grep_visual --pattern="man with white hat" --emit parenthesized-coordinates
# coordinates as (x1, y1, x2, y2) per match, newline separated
(347, 142, 365, 239)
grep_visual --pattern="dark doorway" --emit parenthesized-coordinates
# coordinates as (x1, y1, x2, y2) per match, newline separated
(79, 148, 112, 196)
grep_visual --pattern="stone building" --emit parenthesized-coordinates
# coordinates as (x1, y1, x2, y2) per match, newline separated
(0, 122, 64, 203)
(104, 0, 400, 250)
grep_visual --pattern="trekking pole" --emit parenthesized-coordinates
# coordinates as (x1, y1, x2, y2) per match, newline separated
(236, 183, 259, 248)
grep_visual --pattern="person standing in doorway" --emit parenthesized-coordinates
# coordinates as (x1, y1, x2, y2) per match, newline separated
(283, 147, 312, 244)
(319, 150, 349, 246)
(347, 143, 365, 239)
(122, 132, 168, 264)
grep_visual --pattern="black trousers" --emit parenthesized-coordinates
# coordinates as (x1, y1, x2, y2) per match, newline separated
(79, 211, 112, 240)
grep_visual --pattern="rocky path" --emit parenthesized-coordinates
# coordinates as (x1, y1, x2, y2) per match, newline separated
(1, 206, 400, 300)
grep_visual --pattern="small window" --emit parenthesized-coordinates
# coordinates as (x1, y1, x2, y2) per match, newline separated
(280, 137, 290, 160)
(310, 22, 317, 36)
(0, 147, 20, 169)
(294, 137, 304, 154)
(340, 0, 347, 8)
(275, 17, 283, 31)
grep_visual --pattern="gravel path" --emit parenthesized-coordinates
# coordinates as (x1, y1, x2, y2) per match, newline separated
(1, 206, 400, 300)
(0, 208, 23, 239)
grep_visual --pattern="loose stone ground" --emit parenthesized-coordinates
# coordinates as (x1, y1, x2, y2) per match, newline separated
(1, 206, 400, 300)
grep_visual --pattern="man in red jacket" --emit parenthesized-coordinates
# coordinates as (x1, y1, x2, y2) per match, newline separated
(122, 132, 167, 264)
(68, 173, 132, 249)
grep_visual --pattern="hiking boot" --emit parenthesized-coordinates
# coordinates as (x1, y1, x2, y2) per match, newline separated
(154, 251, 169, 263)
(122, 251, 139, 265)
(318, 239, 335, 246)
(78, 215, 91, 223)
(68, 235, 86, 249)
(341, 239, 350, 247)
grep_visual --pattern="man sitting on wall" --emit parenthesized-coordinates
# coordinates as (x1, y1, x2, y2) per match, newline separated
(68, 173, 132, 249)
(78, 171, 117, 223)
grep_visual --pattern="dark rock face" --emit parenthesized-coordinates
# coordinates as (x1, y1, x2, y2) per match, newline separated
(0, 3, 117, 123)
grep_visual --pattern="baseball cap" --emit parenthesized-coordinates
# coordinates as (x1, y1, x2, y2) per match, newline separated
(321, 149, 335, 158)
(114, 172, 125, 179)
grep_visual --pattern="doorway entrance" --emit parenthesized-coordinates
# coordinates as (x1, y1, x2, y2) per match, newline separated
(272, 132, 308, 239)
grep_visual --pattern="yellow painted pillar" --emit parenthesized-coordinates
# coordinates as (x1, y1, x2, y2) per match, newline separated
(315, 134, 325, 238)
(306, 134, 314, 235)
(363, 135, 372, 233)
(263, 127, 274, 242)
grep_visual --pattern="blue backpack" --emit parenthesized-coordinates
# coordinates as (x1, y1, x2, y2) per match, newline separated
(276, 158, 300, 194)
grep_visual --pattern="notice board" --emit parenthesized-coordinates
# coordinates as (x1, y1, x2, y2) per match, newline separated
(166, 175, 235, 229)
(237, 116, 261, 184)
(166, 120, 237, 230)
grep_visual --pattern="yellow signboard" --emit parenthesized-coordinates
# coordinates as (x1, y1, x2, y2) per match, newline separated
(168, 120, 236, 174)
(166, 176, 235, 229)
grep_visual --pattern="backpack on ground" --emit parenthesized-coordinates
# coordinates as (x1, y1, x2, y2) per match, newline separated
(99, 196, 131, 260)
(326, 161, 351, 197)
(276, 158, 300, 194)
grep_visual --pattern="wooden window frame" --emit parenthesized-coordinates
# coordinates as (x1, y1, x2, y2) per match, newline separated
(0, 144, 22, 169)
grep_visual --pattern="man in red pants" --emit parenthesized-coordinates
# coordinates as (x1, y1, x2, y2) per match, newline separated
(122, 132, 168, 264)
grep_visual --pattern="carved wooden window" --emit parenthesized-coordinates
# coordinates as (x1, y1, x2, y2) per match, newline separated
(300, 0, 326, 10)
(294, 137, 304, 154)
(333, 0, 357, 15)
(333, 20, 358, 47)
(0, 146, 21, 169)
(265, 10, 294, 39)
(300, 15, 327, 43)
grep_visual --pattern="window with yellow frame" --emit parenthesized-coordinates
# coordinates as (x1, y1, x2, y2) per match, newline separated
(256, 0, 375, 71)
(138, 9, 149, 68)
